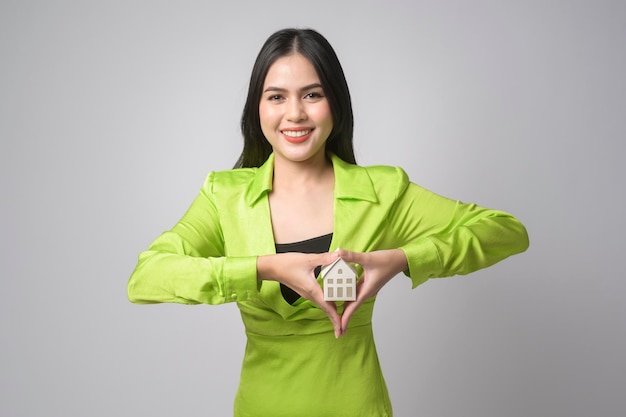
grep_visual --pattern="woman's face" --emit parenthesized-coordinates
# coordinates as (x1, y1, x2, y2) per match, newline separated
(259, 53, 333, 166)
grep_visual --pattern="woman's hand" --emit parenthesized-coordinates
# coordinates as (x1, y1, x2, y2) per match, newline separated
(337, 248, 408, 336)
(257, 251, 343, 338)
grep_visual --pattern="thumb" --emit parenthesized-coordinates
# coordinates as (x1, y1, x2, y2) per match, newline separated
(337, 248, 362, 265)
(340, 301, 359, 335)
(324, 302, 343, 339)
(317, 250, 340, 267)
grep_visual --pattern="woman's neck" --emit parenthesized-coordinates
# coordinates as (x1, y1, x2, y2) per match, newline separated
(268, 152, 335, 243)
(272, 153, 334, 190)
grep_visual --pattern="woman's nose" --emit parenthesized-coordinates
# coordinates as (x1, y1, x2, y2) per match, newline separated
(286, 99, 307, 122)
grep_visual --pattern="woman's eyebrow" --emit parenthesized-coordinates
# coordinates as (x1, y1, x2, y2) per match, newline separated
(263, 83, 323, 93)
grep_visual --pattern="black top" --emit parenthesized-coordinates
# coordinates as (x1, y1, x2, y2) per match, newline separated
(275, 233, 333, 305)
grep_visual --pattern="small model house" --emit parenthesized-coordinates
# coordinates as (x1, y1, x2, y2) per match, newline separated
(321, 258, 358, 301)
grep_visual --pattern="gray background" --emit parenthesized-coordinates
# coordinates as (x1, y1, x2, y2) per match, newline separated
(2, 0, 625, 416)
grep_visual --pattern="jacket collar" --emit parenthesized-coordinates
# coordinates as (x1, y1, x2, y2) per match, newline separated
(245, 153, 378, 206)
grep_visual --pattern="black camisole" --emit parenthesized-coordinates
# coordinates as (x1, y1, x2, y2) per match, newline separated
(275, 233, 333, 305)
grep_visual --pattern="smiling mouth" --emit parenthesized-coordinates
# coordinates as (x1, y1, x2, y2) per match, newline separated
(282, 129, 311, 138)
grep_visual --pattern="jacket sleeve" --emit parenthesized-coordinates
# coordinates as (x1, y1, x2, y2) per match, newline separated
(127, 172, 259, 305)
(389, 170, 529, 288)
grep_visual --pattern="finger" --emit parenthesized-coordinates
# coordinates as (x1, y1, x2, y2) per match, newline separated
(340, 278, 377, 335)
(325, 302, 343, 339)
(337, 248, 358, 262)
(318, 250, 340, 266)
(322, 301, 342, 338)
(340, 299, 362, 335)
(309, 287, 343, 338)
(337, 249, 367, 270)
(308, 251, 340, 276)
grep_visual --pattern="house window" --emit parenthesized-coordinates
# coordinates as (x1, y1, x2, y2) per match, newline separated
(328, 287, 334, 298)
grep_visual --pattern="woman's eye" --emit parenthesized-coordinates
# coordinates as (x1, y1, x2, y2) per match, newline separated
(304, 92, 324, 99)
(268, 95, 283, 101)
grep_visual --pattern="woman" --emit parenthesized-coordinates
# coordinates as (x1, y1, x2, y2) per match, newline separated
(128, 28, 529, 417)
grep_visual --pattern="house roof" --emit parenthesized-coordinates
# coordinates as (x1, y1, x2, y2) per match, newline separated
(320, 257, 358, 279)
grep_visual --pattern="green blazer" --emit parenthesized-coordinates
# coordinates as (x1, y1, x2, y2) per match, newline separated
(127, 153, 528, 416)
(128, 152, 528, 309)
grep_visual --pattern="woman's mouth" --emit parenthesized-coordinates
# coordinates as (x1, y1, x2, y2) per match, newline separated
(282, 129, 312, 143)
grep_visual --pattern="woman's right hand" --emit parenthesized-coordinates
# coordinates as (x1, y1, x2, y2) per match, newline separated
(257, 251, 343, 338)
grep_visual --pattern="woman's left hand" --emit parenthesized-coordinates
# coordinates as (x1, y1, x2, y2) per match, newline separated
(337, 248, 408, 336)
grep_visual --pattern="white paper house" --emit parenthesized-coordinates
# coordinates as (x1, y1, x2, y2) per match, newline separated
(321, 258, 358, 301)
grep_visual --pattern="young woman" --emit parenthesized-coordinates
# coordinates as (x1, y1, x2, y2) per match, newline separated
(128, 28, 529, 417)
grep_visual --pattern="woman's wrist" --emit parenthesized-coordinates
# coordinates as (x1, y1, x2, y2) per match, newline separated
(391, 248, 409, 275)
(256, 255, 274, 282)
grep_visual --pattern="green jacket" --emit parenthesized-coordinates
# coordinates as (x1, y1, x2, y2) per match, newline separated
(127, 153, 529, 417)
(128, 153, 528, 308)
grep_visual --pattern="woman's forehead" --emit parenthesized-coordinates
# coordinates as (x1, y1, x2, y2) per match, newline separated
(263, 54, 321, 89)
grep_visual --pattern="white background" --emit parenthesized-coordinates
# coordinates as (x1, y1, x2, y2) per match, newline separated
(2, 0, 625, 416)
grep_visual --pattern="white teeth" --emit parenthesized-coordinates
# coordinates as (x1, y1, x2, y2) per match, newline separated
(282, 130, 310, 138)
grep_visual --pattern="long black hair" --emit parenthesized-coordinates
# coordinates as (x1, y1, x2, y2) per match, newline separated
(235, 28, 355, 168)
